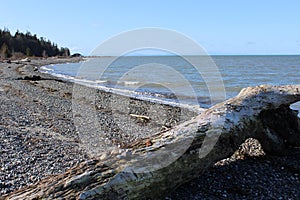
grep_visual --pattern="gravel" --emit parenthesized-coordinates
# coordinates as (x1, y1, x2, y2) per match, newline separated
(0, 58, 195, 197)
(0, 59, 88, 196)
(0, 58, 299, 199)
(168, 139, 300, 199)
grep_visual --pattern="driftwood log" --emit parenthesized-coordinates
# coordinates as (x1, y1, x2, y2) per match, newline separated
(7, 85, 300, 200)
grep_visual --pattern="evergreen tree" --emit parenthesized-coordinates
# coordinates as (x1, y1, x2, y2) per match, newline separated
(0, 43, 11, 58)
(25, 47, 32, 56)
(0, 28, 71, 58)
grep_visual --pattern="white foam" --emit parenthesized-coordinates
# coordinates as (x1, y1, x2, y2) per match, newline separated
(80, 81, 203, 113)
(95, 80, 108, 84)
(120, 81, 140, 86)
(51, 73, 75, 80)
(39, 65, 204, 113)
(40, 65, 54, 71)
(73, 78, 107, 84)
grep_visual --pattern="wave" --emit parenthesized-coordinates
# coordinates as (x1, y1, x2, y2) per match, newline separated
(95, 80, 107, 84)
(74, 78, 108, 84)
(82, 82, 203, 112)
(40, 67, 108, 85)
(117, 81, 140, 86)
(39, 66, 203, 112)
(40, 65, 54, 72)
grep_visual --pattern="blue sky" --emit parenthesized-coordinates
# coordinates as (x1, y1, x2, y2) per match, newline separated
(1, 0, 299, 55)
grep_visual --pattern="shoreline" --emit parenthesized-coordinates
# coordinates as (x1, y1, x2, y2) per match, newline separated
(39, 58, 205, 113)
(0, 57, 198, 196)
(0, 57, 299, 199)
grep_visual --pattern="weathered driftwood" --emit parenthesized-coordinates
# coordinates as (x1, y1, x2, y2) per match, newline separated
(129, 113, 150, 122)
(7, 85, 300, 200)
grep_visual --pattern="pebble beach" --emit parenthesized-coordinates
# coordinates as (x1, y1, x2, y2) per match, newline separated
(0, 58, 299, 199)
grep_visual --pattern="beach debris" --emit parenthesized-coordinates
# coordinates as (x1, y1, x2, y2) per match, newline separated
(3, 59, 11, 63)
(7, 84, 300, 200)
(145, 139, 152, 147)
(129, 113, 150, 120)
(20, 57, 31, 62)
(16, 75, 41, 81)
(129, 113, 150, 123)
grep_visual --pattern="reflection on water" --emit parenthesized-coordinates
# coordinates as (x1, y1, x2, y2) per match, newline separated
(41, 55, 300, 112)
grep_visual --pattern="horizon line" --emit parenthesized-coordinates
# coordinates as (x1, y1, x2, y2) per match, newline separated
(85, 54, 300, 57)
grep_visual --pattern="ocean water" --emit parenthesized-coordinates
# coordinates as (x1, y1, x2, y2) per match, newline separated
(41, 55, 300, 112)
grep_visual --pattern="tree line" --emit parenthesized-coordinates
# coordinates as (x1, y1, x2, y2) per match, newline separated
(0, 28, 70, 59)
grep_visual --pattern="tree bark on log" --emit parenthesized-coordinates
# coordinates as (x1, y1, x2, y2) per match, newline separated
(7, 85, 300, 200)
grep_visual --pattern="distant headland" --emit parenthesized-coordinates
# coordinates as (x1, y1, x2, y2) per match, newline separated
(0, 28, 81, 59)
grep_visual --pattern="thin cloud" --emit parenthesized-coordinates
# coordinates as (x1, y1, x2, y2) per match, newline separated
(247, 41, 256, 45)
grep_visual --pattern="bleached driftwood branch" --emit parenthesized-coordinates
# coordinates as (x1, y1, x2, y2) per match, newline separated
(7, 85, 300, 200)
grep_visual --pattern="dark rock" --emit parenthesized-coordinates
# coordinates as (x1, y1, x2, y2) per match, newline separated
(17, 75, 42, 81)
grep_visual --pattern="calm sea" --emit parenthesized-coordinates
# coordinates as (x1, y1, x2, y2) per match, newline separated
(41, 55, 300, 112)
